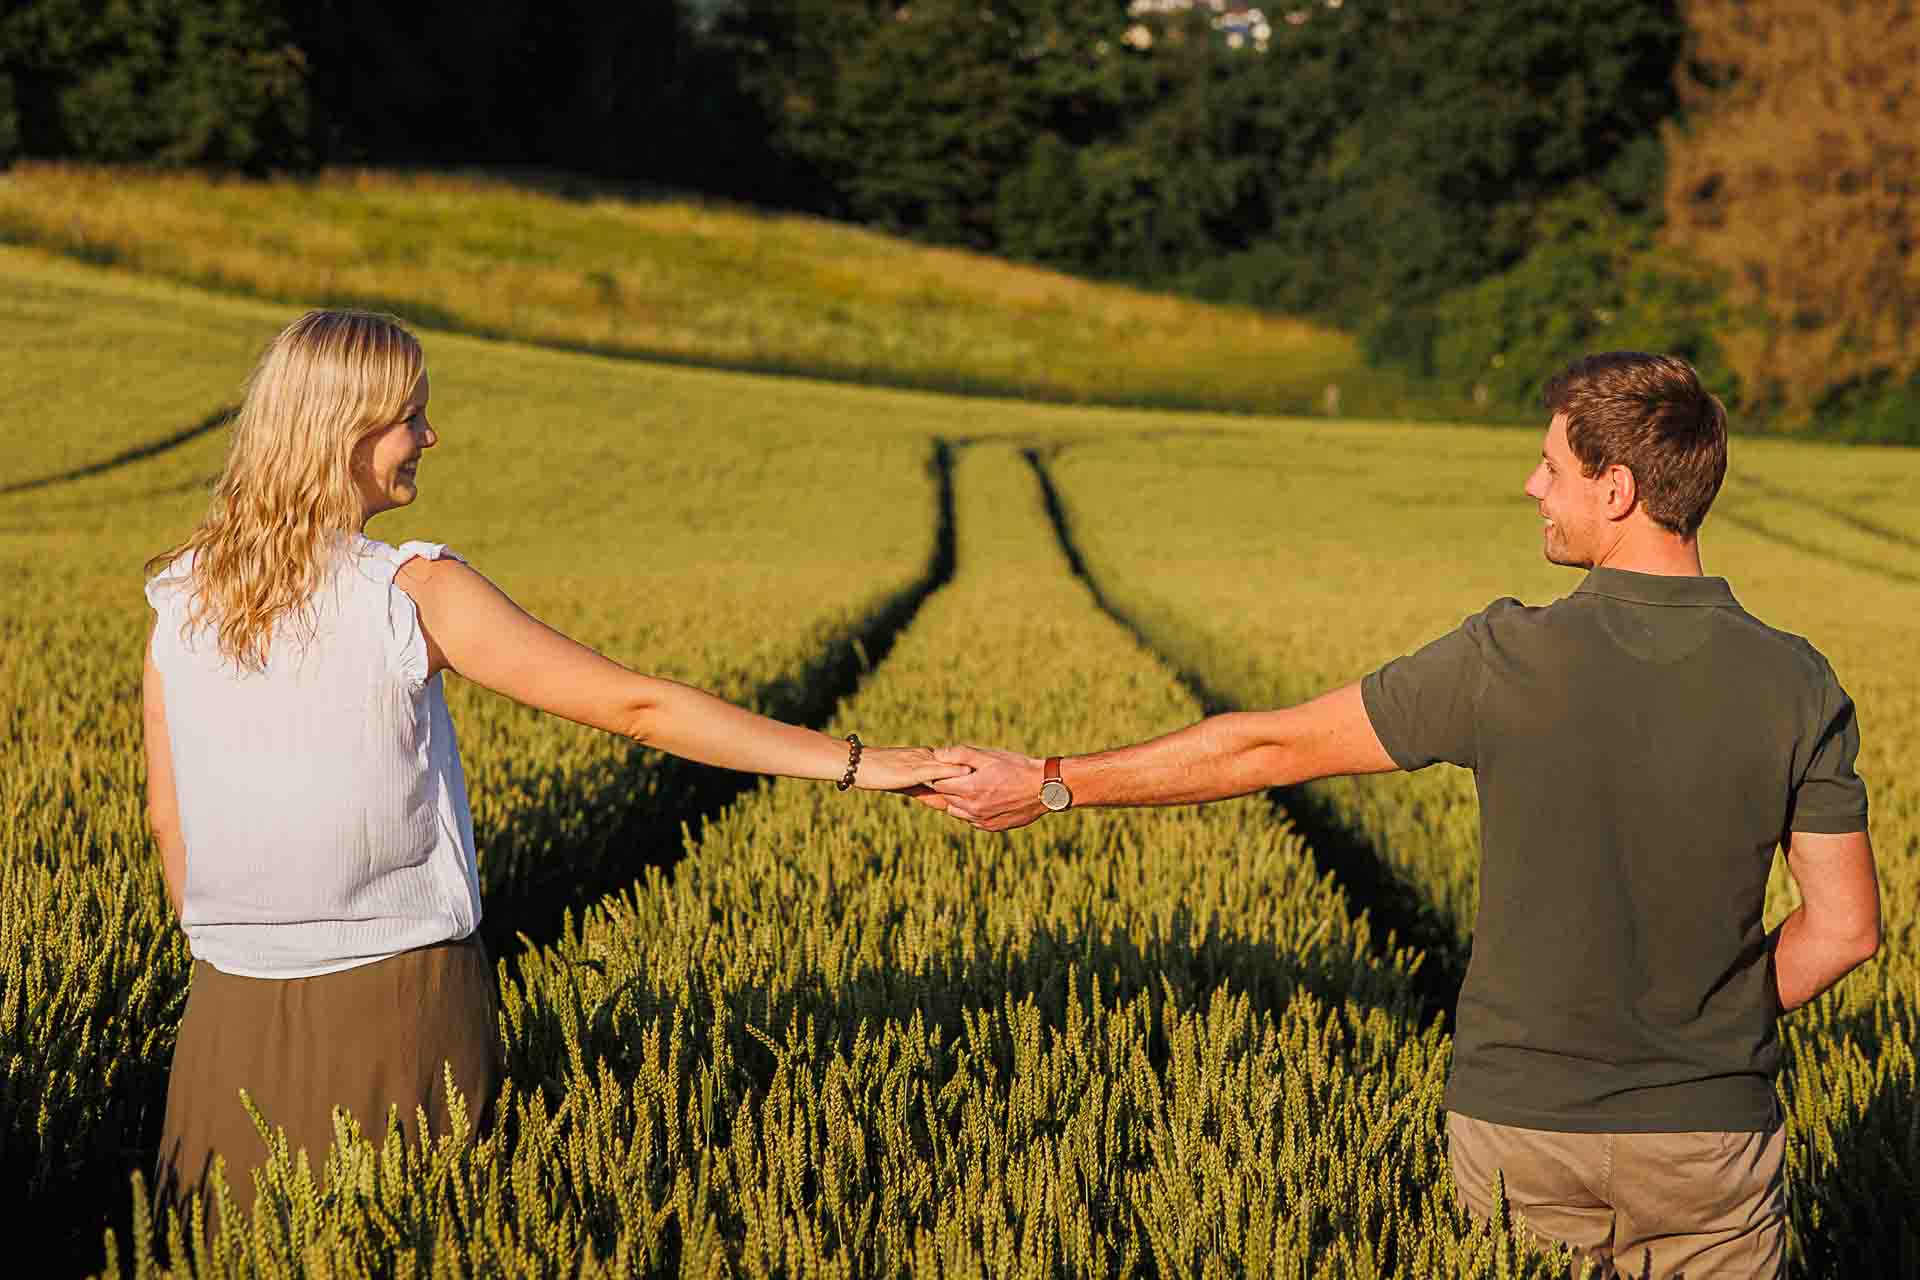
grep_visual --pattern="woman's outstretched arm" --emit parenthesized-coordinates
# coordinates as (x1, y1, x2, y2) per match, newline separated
(396, 556, 961, 792)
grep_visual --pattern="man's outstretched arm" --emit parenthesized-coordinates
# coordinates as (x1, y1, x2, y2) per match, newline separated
(927, 682, 1399, 831)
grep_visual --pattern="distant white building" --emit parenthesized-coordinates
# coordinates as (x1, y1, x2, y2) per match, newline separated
(1126, 0, 1346, 53)
(875, 0, 1338, 58)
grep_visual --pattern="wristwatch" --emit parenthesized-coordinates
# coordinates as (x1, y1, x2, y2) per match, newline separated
(1039, 756, 1073, 812)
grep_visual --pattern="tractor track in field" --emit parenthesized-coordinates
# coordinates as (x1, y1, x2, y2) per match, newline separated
(1733, 472, 1920, 554)
(0, 406, 234, 498)
(1715, 505, 1920, 589)
(1022, 447, 1465, 1024)
(481, 438, 958, 959)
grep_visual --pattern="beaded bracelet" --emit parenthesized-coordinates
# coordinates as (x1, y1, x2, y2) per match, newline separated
(836, 733, 864, 791)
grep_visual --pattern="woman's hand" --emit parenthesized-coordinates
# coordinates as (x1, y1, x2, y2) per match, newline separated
(853, 746, 973, 793)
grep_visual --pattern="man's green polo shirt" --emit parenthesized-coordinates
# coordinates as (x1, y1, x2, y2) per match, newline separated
(1361, 567, 1869, 1133)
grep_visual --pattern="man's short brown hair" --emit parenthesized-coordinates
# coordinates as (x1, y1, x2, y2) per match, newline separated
(1543, 352, 1728, 538)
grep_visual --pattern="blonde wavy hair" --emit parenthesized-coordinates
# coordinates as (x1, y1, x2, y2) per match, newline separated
(147, 310, 425, 670)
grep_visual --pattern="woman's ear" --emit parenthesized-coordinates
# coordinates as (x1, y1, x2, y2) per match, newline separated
(348, 428, 379, 477)
(346, 431, 380, 507)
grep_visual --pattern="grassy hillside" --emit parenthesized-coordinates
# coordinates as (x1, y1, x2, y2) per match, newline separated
(0, 164, 1484, 420)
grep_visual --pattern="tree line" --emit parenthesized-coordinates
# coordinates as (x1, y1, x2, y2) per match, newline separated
(2, 0, 1911, 438)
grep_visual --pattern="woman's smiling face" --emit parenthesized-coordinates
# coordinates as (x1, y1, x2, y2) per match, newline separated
(354, 371, 436, 525)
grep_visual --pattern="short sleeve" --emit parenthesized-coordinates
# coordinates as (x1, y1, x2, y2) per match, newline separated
(1360, 606, 1498, 771)
(144, 550, 196, 612)
(143, 554, 199, 671)
(368, 539, 466, 688)
(1789, 657, 1869, 834)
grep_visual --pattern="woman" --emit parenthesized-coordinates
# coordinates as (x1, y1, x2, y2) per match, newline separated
(143, 309, 963, 1207)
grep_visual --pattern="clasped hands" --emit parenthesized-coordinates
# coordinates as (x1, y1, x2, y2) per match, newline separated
(899, 746, 1054, 832)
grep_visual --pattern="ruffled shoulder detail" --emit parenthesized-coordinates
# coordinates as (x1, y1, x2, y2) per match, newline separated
(352, 536, 464, 585)
(355, 536, 467, 688)
(143, 549, 199, 612)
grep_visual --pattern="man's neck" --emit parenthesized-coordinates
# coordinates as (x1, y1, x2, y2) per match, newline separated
(1591, 524, 1705, 577)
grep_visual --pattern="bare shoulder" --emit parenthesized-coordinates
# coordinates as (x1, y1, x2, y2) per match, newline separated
(392, 556, 526, 638)
(394, 553, 473, 596)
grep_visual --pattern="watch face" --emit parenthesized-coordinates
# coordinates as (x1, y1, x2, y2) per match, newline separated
(1040, 779, 1072, 811)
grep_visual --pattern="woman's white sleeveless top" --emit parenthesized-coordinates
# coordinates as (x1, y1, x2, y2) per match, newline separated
(145, 536, 482, 978)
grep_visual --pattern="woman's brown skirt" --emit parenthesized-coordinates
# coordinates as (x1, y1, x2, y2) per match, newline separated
(155, 935, 501, 1212)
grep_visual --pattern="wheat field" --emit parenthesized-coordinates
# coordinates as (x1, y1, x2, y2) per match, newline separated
(2, 243, 1914, 1277)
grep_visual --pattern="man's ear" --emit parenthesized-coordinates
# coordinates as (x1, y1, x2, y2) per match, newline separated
(1602, 463, 1639, 521)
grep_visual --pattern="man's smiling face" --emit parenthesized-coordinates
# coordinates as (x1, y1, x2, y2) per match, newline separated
(1523, 411, 1610, 567)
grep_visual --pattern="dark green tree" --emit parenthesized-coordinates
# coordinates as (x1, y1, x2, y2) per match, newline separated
(0, 0, 312, 170)
(285, 0, 726, 180)
(713, 0, 1680, 328)
(1329, 0, 1682, 311)
(733, 0, 1047, 245)
(0, 71, 18, 166)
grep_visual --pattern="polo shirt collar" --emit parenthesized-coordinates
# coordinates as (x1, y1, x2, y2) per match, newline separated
(1574, 567, 1738, 608)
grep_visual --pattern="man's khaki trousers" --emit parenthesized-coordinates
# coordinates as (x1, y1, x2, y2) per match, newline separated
(1447, 1112, 1787, 1279)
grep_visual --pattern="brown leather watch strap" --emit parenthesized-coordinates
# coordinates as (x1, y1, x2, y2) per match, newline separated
(1044, 756, 1063, 783)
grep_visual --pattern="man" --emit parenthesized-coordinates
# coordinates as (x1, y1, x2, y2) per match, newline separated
(926, 352, 1880, 1279)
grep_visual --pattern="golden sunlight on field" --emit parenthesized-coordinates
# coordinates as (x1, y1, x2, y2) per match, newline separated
(4, 245, 1915, 1275)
